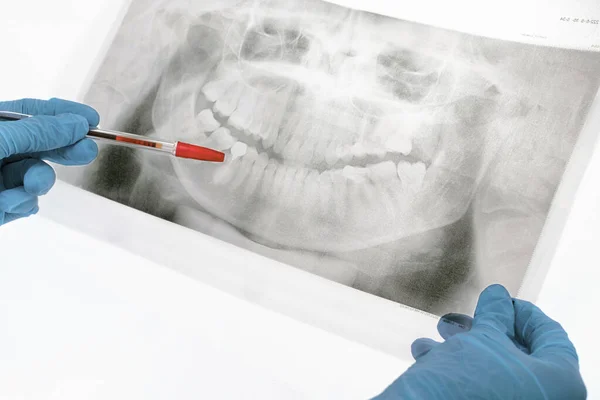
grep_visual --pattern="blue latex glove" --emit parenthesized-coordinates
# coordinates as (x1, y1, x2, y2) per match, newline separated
(0, 98, 99, 225)
(374, 284, 586, 399)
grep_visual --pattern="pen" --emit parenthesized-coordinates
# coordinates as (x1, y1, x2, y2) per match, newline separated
(0, 111, 225, 162)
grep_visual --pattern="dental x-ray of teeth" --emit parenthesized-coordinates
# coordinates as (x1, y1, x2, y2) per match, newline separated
(58, 0, 600, 315)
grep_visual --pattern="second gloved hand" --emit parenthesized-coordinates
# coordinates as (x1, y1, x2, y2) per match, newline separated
(373, 284, 586, 400)
(0, 98, 99, 225)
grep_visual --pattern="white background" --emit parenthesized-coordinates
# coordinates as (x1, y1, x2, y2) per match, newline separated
(0, 0, 599, 399)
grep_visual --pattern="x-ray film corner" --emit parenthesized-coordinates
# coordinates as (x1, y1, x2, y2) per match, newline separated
(47, 0, 600, 358)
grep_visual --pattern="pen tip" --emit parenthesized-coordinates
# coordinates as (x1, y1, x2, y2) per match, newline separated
(175, 142, 225, 162)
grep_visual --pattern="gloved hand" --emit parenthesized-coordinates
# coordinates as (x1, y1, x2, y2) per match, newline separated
(0, 98, 99, 225)
(374, 284, 586, 399)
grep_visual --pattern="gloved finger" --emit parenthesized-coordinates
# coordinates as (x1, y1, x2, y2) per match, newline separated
(437, 313, 473, 340)
(472, 284, 515, 337)
(0, 98, 99, 127)
(38, 138, 98, 166)
(2, 206, 40, 224)
(411, 338, 442, 360)
(513, 298, 579, 364)
(2, 158, 56, 195)
(0, 114, 90, 159)
(0, 187, 38, 213)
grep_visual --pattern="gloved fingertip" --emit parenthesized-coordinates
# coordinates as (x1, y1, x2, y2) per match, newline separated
(76, 138, 99, 163)
(44, 138, 98, 166)
(24, 162, 56, 195)
(438, 313, 473, 339)
(483, 284, 511, 297)
(411, 338, 440, 360)
(473, 284, 515, 336)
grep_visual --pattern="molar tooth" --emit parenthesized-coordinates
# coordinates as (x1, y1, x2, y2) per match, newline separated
(288, 167, 310, 205)
(279, 166, 301, 206)
(298, 139, 316, 164)
(244, 152, 269, 197)
(364, 143, 386, 159)
(330, 170, 348, 219)
(340, 144, 353, 163)
(303, 170, 320, 208)
(214, 82, 243, 117)
(312, 135, 328, 165)
(385, 135, 413, 155)
(325, 141, 340, 166)
(342, 166, 370, 183)
(197, 109, 220, 132)
(271, 165, 289, 198)
(228, 88, 257, 130)
(249, 98, 267, 137)
(397, 161, 427, 192)
(282, 138, 302, 162)
(350, 143, 367, 159)
(207, 127, 235, 150)
(367, 161, 397, 181)
(229, 147, 257, 190)
(260, 160, 278, 198)
(317, 171, 334, 215)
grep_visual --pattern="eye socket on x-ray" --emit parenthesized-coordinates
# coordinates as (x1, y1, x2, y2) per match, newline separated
(240, 21, 310, 63)
(377, 50, 441, 102)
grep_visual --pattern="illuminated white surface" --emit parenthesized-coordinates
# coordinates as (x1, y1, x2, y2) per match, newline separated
(0, 217, 403, 399)
(0, 0, 599, 398)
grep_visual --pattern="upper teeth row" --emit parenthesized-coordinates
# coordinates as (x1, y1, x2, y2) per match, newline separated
(197, 77, 417, 161)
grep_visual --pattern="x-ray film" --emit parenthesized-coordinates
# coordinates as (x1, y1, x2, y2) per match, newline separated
(58, 0, 600, 316)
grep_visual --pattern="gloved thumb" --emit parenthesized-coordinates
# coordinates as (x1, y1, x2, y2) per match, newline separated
(472, 284, 515, 337)
(411, 338, 441, 360)
(437, 313, 473, 339)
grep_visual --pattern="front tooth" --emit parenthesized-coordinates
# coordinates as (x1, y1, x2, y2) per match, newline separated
(214, 82, 243, 117)
(368, 161, 397, 181)
(201, 79, 234, 103)
(397, 161, 427, 192)
(228, 88, 257, 130)
(342, 166, 370, 183)
(212, 158, 240, 186)
(230, 142, 248, 160)
(207, 127, 236, 150)
(385, 135, 413, 155)
(197, 109, 220, 132)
